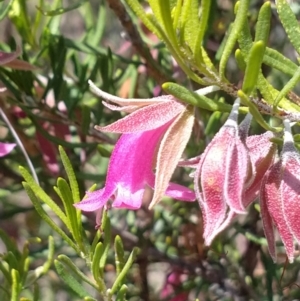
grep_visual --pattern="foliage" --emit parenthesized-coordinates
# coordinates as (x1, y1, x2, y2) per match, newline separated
(1, 0, 300, 300)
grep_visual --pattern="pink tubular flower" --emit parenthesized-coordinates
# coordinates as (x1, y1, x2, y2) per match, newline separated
(0, 142, 16, 157)
(194, 99, 276, 245)
(75, 81, 195, 212)
(260, 119, 300, 263)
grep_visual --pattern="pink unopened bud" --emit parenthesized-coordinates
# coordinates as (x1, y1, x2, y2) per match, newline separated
(260, 119, 300, 263)
(195, 99, 251, 244)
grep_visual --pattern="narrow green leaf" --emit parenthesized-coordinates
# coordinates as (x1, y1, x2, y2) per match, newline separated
(254, 1, 271, 44)
(43, 236, 54, 273)
(264, 48, 297, 76)
(22, 182, 79, 252)
(219, 0, 250, 78)
(114, 236, 125, 276)
(125, 0, 205, 84)
(162, 82, 233, 112)
(237, 90, 278, 132)
(109, 247, 139, 296)
(181, 0, 201, 52)
(59, 146, 80, 204)
(0, 261, 11, 284)
(91, 242, 106, 292)
(19, 167, 68, 226)
(5, 252, 19, 271)
(36, 0, 87, 16)
(235, 49, 246, 71)
(205, 107, 225, 136)
(274, 66, 300, 107)
(194, 0, 211, 61)
(148, 0, 177, 44)
(115, 284, 128, 301)
(81, 105, 91, 135)
(0, 0, 13, 21)
(85, 0, 106, 47)
(57, 255, 98, 290)
(54, 260, 92, 298)
(242, 41, 266, 94)
(11, 269, 20, 301)
(99, 212, 111, 271)
(125, 0, 163, 40)
(0, 229, 18, 256)
(172, 0, 183, 30)
(276, 0, 300, 54)
(56, 178, 80, 243)
(90, 230, 102, 261)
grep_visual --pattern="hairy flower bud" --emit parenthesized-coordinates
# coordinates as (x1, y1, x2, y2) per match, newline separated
(260, 119, 300, 262)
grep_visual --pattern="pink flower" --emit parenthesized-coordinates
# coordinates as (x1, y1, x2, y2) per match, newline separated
(75, 82, 195, 212)
(160, 270, 188, 301)
(194, 98, 251, 244)
(194, 99, 276, 245)
(0, 142, 16, 157)
(260, 119, 300, 263)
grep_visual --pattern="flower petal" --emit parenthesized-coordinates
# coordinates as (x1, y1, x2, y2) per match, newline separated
(0, 46, 21, 66)
(224, 138, 249, 213)
(112, 186, 145, 209)
(75, 187, 116, 211)
(76, 123, 170, 211)
(96, 100, 185, 133)
(89, 79, 173, 108)
(165, 182, 195, 201)
(244, 132, 276, 207)
(149, 106, 195, 209)
(281, 120, 300, 254)
(0, 142, 16, 157)
(196, 99, 240, 242)
(261, 161, 294, 262)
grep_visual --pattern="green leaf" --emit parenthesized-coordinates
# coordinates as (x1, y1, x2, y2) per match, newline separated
(85, 0, 106, 47)
(219, 0, 250, 78)
(57, 255, 98, 290)
(9, 0, 36, 46)
(114, 236, 125, 276)
(148, 0, 177, 44)
(81, 105, 91, 135)
(180, 0, 201, 52)
(99, 211, 111, 271)
(59, 146, 80, 204)
(162, 82, 235, 113)
(194, 0, 211, 62)
(19, 167, 68, 226)
(274, 66, 300, 108)
(22, 182, 79, 252)
(125, 0, 163, 40)
(109, 247, 139, 296)
(0, 229, 18, 256)
(90, 229, 102, 261)
(36, 0, 88, 16)
(0, 0, 13, 21)
(115, 284, 128, 301)
(237, 90, 278, 132)
(11, 269, 21, 301)
(56, 178, 81, 243)
(276, 0, 300, 54)
(235, 49, 246, 71)
(91, 242, 106, 292)
(54, 260, 92, 298)
(242, 41, 266, 94)
(254, 1, 271, 44)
